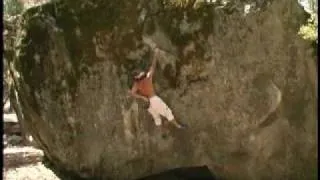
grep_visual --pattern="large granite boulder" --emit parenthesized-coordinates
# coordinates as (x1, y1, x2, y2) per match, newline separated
(9, 0, 317, 179)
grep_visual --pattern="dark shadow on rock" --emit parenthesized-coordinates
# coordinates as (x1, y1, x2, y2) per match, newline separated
(42, 156, 112, 180)
(136, 166, 218, 180)
(44, 156, 218, 180)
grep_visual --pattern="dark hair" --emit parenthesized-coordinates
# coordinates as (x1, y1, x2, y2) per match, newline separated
(132, 70, 147, 81)
(132, 69, 143, 77)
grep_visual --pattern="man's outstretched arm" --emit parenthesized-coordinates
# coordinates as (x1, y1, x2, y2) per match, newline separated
(128, 83, 148, 102)
(148, 48, 160, 77)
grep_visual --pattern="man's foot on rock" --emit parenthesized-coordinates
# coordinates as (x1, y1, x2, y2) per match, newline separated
(173, 120, 187, 129)
(177, 123, 188, 129)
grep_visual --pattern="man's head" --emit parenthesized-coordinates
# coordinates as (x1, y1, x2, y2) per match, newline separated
(132, 69, 147, 81)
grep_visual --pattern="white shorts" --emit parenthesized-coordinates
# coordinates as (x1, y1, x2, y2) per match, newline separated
(147, 96, 174, 126)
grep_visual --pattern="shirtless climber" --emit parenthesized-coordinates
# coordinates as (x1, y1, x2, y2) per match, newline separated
(128, 47, 185, 133)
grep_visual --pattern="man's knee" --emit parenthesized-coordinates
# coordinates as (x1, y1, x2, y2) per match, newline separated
(165, 108, 175, 121)
(167, 116, 174, 122)
(154, 118, 162, 126)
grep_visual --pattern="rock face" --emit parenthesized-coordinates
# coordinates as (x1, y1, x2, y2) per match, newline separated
(9, 0, 317, 179)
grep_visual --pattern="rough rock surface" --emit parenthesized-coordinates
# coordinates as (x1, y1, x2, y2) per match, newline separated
(9, 0, 317, 179)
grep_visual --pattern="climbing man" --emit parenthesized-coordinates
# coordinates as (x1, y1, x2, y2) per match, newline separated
(128, 46, 185, 134)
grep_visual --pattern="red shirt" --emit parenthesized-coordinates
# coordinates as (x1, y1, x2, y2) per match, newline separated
(134, 73, 155, 98)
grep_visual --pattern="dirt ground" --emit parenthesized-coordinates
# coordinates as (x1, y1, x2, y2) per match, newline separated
(3, 146, 60, 180)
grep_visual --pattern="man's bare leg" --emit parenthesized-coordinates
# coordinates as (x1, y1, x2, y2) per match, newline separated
(161, 125, 169, 138)
(160, 120, 171, 138)
(170, 119, 186, 129)
(154, 125, 168, 139)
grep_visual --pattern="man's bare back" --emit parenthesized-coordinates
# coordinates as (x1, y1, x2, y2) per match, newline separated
(134, 73, 155, 98)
